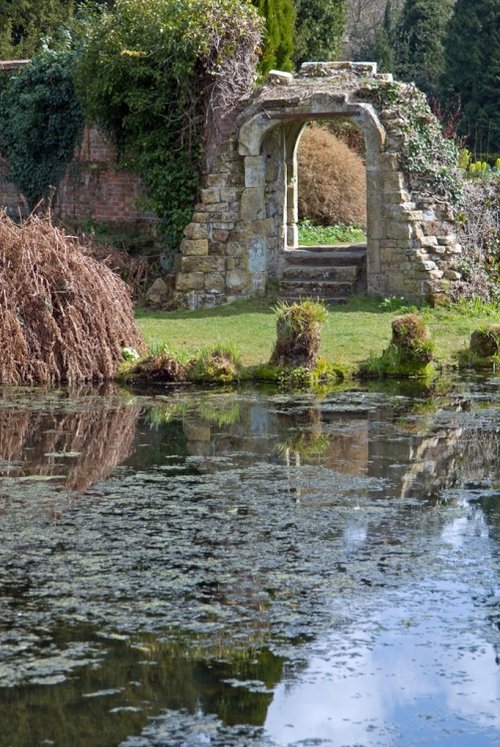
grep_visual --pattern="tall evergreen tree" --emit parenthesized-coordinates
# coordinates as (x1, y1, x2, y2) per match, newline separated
(293, 0, 346, 66)
(252, 0, 295, 74)
(442, 0, 500, 156)
(395, 0, 455, 97)
(371, 1, 397, 73)
(0, 1, 75, 59)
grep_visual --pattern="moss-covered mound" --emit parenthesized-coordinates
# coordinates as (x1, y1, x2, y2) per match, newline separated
(0, 214, 145, 385)
(270, 300, 327, 369)
(458, 324, 500, 369)
(360, 313, 434, 378)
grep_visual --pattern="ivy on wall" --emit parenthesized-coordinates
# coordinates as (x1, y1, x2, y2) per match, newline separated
(73, 0, 262, 261)
(359, 79, 462, 202)
(0, 49, 83, 208)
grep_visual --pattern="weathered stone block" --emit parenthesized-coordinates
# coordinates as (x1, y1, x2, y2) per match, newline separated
(385, 221, 413, 240)
(204, 272, 226, 292)
(226, 270, 250, 291)
(180, 256, 225, 273)
(240, 188, 265, 220)
(213, 228, 229, 242)
(183, 222, 209, 240)
(443, 269, 461, 280)
(244, 156, 265, 188)
(181, 238, 208, 256)
(175, 272, 205, 291)
(200, 187, 220, 204)
(268, 69, 294, 85)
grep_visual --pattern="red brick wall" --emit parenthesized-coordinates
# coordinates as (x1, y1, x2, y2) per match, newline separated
(0, 122, 154, 225)
(55, 125, 153, 223)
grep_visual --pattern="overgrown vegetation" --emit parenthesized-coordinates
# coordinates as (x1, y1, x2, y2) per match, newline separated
(0, 49, 83, 208)
(0, 213, 144, 385)
(454, 177, 500, 302)
(270, 299, 327, 369)
(458, 325, 500, 370)
(360, 80, 461, 200)
(361, 313, 434, 378)
(73, 0, 262, 260)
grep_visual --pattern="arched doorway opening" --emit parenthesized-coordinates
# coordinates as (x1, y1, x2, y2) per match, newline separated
(295, 120, 367, 249)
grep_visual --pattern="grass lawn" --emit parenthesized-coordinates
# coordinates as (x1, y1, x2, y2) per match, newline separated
(135, 295, 500, 370)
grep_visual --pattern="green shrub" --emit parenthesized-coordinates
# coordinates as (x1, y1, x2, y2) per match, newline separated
(73, 0, 262, 262)
(458, 325, 500, 369)
(0, 49, 83, 207)
(190, 343, 242, 383)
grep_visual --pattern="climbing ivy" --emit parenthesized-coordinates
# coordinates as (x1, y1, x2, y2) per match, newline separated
(0, 49, 83, 208)
(359, 79, 462, 202)
(73, 0, 262, 260)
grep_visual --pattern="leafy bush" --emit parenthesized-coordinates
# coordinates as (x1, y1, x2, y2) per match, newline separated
(0, 49, 83, 208)
(298, 124, 367, 228)
(73, 0, 262, 260)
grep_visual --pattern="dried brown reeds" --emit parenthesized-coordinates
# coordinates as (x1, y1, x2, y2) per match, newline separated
(298, 124, 367, 228)
(0, 388, 141, 493)
(0, 213, 145, 385)
(84, 240, 150, 302)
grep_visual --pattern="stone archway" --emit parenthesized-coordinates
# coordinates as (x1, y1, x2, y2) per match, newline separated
(175, 62, 462, 309)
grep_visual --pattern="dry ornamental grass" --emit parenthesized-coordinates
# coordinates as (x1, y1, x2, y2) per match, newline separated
(298, 124, 367, 228)
(0, 213, 145, 385)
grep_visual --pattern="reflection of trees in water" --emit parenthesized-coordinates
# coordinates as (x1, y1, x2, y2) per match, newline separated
(0, 387, 141, 493)
(0, 629, 284, 747)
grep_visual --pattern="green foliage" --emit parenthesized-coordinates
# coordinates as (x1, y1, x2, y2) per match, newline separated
(293, 0, 346, 66)
(361, 80, 462, 201)
(395, 0, 455, 97)
(442, 0, 500, 156)
(298, 220, 365, 246)
(73, 0, 262, 259)
(251, 0, 295, 74)
(0, 49, 83, 207)
(371, 1, 397, 73)
(273, 298, 328, 328)
(0, 0, 75, 59)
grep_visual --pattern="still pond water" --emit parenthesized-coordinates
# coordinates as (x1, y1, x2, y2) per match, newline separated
(0, 376, 498, 747)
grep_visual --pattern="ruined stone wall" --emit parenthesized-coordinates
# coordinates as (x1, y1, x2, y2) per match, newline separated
(175, 62, 463, 308)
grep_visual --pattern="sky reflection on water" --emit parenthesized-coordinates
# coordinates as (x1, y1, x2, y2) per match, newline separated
(0, 378, 498, 746)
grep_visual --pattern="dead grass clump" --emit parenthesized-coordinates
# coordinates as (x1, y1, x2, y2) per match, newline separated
(298, 124, 367, 228)
(84, 241, 150, 302)
(128, 353, 188, 383)
(270, 299, 327, 369)
(0, 213, 145, 385)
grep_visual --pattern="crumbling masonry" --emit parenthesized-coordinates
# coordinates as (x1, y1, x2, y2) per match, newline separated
(175, 62, 462, 308)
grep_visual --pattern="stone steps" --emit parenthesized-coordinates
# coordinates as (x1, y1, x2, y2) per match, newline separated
(279, 245, 367, 304)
